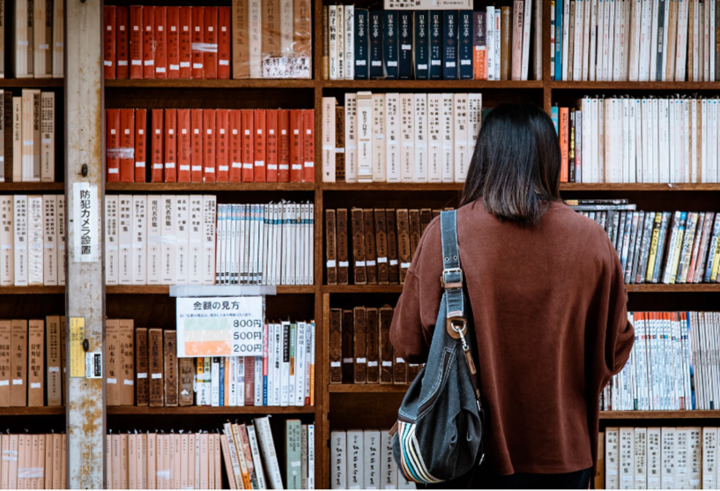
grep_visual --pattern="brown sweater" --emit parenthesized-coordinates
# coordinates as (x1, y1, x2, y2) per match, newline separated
(390, 200, 634, 475)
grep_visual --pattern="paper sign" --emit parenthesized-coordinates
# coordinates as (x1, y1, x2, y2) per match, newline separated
(85, 352, 102, 378)
(69, 317, 85, 378)
(72, 182, 99, 262)
(176, 296, 264, 357)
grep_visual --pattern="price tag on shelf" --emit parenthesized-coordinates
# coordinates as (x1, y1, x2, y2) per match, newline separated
(176, 296, 264, 358)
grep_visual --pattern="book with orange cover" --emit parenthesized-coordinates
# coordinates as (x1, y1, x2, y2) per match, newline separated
(164, 109, 178, 182)
(179, 7, 193, 79)
(177, 109, 192, 182)
(220, 435, 238, 489)
(191, 109, 204, 182)
(0, 321, 11, 406)
(253, 109, 267, 182)
(216, 109, 230, 182)
(204, 7, 219, 79)
(266, 110, 279, 183)
(218, 7, 232, 79)
(129, 6, 144, 79)
(290, 110, 304, 183)
(106, 109, 121, 182)
(167, 7, 180, 79)
(203, 109, 217, 182)
(232, 425, 252, 489)
(241, 110, 254, 182)
(116, 6, 130, 79)
(191, 7, 205, 79)
(119, 109, 136, 182)
(278, 110, 291, 182)
(27, 319, 44, 406)
(559, 107, 569, 182)
(143, 6, 156, 79)
(151, 109, 164, 182)
(237, 425, 257, 488)
(154, 7, 168, 79)
(10, 320, 28, 406)
(303, 109, 315, 182)
(135, 109, 147, 182)
(229, 109, 242, 182)
(104, 6, 116, 79)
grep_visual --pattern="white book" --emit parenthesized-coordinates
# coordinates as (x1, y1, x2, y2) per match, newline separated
(427, 94, 443, 183)
(689, 427, 702, 489)
(676, 427, 690, 488)
(280, 0, 294, 56)
(105, 196, 119, 286)
(357, 92, 373, 182)
(634, 428, 648, 489)
(693, 0, 700, 81)
(702, 99, 709, 183)
(211, 358, 220, 406)
(52, 0, 64, 78)
(161, 195, 177, 285)
(521, 0, 533, 79)
(202, 195, 216, 285)
(613, 0, 625, 80)
(441, 94, 454, 183)
(254, 354, 263, 405)
(710, 0, 716, 81)
(380, 430, 396, 490)
(650, 0, 660, 79)
(337, 5, 345, 81)
(322, 97, 336, 182)
(467, 94, 483, 166)
(363, 430, 381, 490)
(622, 99, 630, 182)
(575, 0, 586, 80)
(581, 97, 591, 182)
(42, 195, 56, 286)
(130, 196, 146, 285)
(345, 6, 355, 80)
(453, 93, 469, 182)
(634, 99, 643, 182)
(0, 196, 13, 286)
(629, 0, 643, 79)
(40, 92, 54, 182)
(583, 0, 593, 79)
(248, 0, 262, 78)
(647, 428, 661, 489)
(661, 427, 676, 489)
(495, 9, 502, 80)
(691, 99, 698, 183)
(246, 425, 267, 489)
(308, 424, 315, 489)
(345, 93, 358, 182)
(329, 6, 338, 80)
(659, 99, 671, 182)
(562, 0, 571, 80)
(399, 94, 415, 183)
(704, 1, 710, 81)
(175, 195, 189, 285)
(253, 417, 283, 489)
(347, 430, 364, 489)
(228, 356, 237, 406)
(266, 324, 275, 406)
(702, 428, 718, 489)
(118, 195, 133, 285)
(280, 321, 290, 406)
(385, 93, 401, 183)
(14, 0, 30, 78)
(12, 97, 21, 182)
(295, 322, 306, 406)
(606, 428, 620, 489)
(487, 7, 496, 80)
(146, 197, 161, 285)
(413, 94, 428, 182)
(619, 427, 634, 489)
(57, 195, 65, 286)
(660, 0, 670, 80)
(188, 196, 203, 284)
(331, 431, 347, 489)
(273, 322, 282, 405)
(628, 99, 637, 181)
(676, 0, 689, 80)
(606, 0, 616, 81)
(652, 98, 661, 183)
(590, 0, 601, 80)
(598, 0, 608, 79)
(640, 0, 653, 79)
(372, 94, 387, 182)
(26, 195, 42, 285)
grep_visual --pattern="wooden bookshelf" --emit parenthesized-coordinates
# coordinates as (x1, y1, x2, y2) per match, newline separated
(106, 182, 315, 192)
(0, 79, 63, 88)
(105, 79, 316, 89)
(0, 183, 65, 191)
(107, 406, 316, 415)
(0, 407, 66, 416)
(328, 385, 411, 393)
(105, 285, 315, 294)
(0, 286, 64, 294)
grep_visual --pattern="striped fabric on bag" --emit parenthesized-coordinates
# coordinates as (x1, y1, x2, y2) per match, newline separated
(397, 421, 442, 484)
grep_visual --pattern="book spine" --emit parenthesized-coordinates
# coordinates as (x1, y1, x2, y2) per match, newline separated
(443, 11, 458, 80)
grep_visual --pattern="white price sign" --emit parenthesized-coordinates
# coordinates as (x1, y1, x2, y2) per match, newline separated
(176, 296, 264, 358)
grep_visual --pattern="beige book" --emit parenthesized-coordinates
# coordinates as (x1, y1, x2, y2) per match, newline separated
(105, 319, 120, 406)
(17, 433, 25, 489)
(181, 433, 189, 490)
(118, 318, 134, 406)
(12, 97, 21, 182)
(10, 320, 27, 407)
(45, 316, 61, 406)
(148, 433, 157, 490)
(105, 434, 112, 490)
(128, 433, 137, 489)
(164, 434, 171, 490)
(13, 0, 30, 78)
(33, 1, 51, 78)
(138, 432, 146, 490)
(232, 0, 249, 79)
(220, 434, 238, 489)
(60, 434, 66, 488)
(214, 434, 222, 489)
(0, 434, 10, 489)
(200, 432, 209, 489)
(174, 433, 181, 489)
(52, 0, 63, 78)
(195, 433, 201, 489)
(0, 320, 11, 406)
(23, 434, 32, 489)
(8, 434, 19, 489)
(157, 434, 165, 490)
(32, 433, 41, 489)
(27, 319, 44, 406)
(188, 432, 196, 488)
(111, 434, 121, 490)
(44, 434, 53, 489)
(40, 92, 54, 182)
(120, 433, 128, 489)
(208, 432, 215, 489)
(52, 434, 61, 489)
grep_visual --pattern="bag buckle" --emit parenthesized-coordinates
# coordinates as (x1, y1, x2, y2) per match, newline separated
(446, 317, 467, 339)
(441, 268, 463, 289)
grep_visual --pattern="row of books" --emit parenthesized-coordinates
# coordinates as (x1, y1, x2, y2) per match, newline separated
(0, 90, 56, 183)
(0, 433, 67, 489)
(330, 429, 415, 489)
(103, 1, 312, 80)
(215, 203, 314, 286)
(325, 207, 448, 286)
(599, 427, 720, 489)
(566, 201, 720, 284)
(10, 1, 64, 79)
(0, 195, 65, 288)
(0, 317, 65, 407)
(602, 311, 720, 411)
(323, 6, 541, 81)
(106, 320, 315, 408)
(554, 97, 720, 184)
(321, 93, 483, 184)
(328, 306, 420, 386)
(106, 108, 315, 184)
(552, 0, 719, 81)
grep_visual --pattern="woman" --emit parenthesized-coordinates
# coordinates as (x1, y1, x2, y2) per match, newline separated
(389, 103, 634, 489)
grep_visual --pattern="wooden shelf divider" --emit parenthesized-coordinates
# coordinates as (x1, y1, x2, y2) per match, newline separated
(0, 407, 65, 416)
(107, 182, 315, 192)
(107, 406, 316, 415)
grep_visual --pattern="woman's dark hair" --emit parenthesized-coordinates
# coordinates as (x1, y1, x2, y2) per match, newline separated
(459, 102, 561, 226)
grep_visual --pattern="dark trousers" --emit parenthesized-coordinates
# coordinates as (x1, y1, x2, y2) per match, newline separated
(423, 465, 593, 489)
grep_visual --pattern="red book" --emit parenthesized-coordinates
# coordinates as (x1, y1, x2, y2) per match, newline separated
(191, 109, 203, 182)
(253, 110, 266, 183)
(129, 6, 144, 79)
(106, 109, 120, 181)
(103, 6, 116, 79)
(241, 110, 254, 182)
(203, 110, 217, 182)
(164, 109, 177, 182)
(203, 8, 218, 79)
(167, 7, 180, 79)
(119, 109, 135, 182)
(191, 7, 204, 79)
(151, 109, 164, 182)
(229, 110, 242, 182)
(289, 110, 304, 183)
(559, 107, 569, 183)
(216, 110, 230, 182)
(143, 6, 155, 79)
(116, 6, 129, 79)
(179, 7, 192, 79)
(266, 110, 278, 183)
(218, 7, 231, 79)
(302, 109, 315, 183)
(135, 109, 147, 182)
(177, 109, 191, 182)
(278, 110, 291, 183)
(154, 7, 168, 79)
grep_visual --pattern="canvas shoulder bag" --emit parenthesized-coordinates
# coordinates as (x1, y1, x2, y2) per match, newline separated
(391, 209, 485, 485)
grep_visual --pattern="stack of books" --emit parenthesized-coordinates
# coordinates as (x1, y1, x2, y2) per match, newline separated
(0, 433, 67, 489)
(11, 1, 64, 79)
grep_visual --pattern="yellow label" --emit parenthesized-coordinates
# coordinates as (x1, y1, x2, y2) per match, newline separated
(69, 317, 85, 378)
